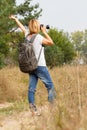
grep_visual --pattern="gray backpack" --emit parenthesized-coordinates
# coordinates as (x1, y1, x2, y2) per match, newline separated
(18, 34, 42, 74)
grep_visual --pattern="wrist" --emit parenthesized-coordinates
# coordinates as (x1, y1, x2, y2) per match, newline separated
(15, 18, 17, 21)
(43, 31, 47, 35)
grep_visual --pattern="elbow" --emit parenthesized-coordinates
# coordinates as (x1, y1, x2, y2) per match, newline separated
(52, 41, 54, 45)
(50, 41, 54, 46)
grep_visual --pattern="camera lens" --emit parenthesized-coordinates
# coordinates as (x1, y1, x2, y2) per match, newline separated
(46, 25, 50, 29)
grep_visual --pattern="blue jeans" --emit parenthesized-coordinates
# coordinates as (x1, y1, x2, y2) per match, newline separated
(28, 66, 56, 105)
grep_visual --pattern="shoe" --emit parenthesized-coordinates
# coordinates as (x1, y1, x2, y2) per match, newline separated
(29, 104, 41, 116)
(33, 109, 41, 116)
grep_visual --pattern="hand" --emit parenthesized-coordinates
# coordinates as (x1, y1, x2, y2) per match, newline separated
(40, 25, 47, 34)
(9, 15, 16, 20)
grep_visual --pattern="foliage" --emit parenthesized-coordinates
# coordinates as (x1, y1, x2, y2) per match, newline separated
(0, 0, 16, 35)
(15, 0, 42, 26)
(45, 29, 75, 67)
(0, 0, 42, 68)
(71, 30, 87, 63)
(9, 32, 24, 63)
(0, 53, 5, 69)
(0, 35, 10, 68)
(82, 30, 87, 56)
(71, 31, 83, 51)
(45, 45, 64, 68)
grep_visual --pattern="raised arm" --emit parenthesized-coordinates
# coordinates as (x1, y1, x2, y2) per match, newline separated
(40, 26, 54, 46)
(9, 15, 26, 34)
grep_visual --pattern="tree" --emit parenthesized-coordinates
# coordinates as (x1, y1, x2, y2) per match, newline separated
(71, 30, 87, 64)
(82, 30, 87, 55)
(71, 31, 83, 52)
(0, 0, 42, 68)
(45, 28, 75, 68)
(15, 0, 42, 26)
(0, 0, 16, 35)
(81, 30, 87, 63)
(0, 0, 15, 67)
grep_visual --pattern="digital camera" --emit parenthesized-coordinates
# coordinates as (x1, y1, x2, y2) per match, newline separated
(40, 24, 50, 30)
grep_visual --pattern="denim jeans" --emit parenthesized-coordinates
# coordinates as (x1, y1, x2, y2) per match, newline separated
(28, 66, 56, 105)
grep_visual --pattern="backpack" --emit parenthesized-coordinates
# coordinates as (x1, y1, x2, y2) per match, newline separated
(18, 34, 42, 74)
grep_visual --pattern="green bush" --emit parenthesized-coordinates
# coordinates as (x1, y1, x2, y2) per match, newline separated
(45, 45, 64, 68)
(0, 53, 6, 69)
(45, 28, 76, 67)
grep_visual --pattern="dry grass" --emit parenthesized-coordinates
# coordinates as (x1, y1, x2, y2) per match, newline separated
(0, 66, 28, 103)
(0, 65, 87, 130)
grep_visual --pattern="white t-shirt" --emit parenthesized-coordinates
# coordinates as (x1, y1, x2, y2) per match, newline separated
(25, 33, 46, 66)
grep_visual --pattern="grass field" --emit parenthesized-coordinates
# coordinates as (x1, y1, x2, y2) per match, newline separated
(0, 65, 87, 130)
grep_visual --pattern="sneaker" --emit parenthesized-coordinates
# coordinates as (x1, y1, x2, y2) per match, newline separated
(29, 104, 41, 116)
(33, 109, 41, 116)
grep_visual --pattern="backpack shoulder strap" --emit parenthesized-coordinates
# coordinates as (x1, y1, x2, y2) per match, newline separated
(26, 34, 37, 43)
(24, 34, 37, 43)
(29, 34, 37, 43)
(26, 34, 43, 62)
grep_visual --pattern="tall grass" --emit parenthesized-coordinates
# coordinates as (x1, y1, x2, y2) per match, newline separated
(0, 66, 28, 103)
(0, 65, 87, 130)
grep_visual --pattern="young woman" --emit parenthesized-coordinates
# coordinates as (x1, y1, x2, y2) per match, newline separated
(9, 15, 56, 115)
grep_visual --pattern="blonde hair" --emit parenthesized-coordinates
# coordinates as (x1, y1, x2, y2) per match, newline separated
(28, 19, 40, 34)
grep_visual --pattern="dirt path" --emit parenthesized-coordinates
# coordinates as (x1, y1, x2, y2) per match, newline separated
(0, 111, 36, 130)
(0, 103, 56, 130)
(0, 103, 14, 109)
